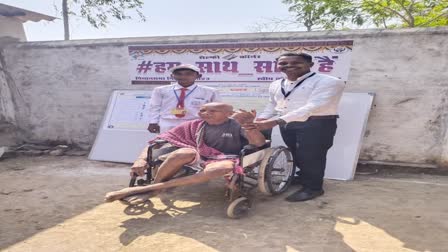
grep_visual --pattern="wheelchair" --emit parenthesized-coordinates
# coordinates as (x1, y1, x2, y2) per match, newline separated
(129, 139, 294, 219)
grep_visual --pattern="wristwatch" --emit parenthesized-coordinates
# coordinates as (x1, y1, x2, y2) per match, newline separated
(276, 118, 287, 126)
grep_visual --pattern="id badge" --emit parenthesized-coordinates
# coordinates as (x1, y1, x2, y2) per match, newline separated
(171, 108, 187, 115)
(190, 98, 206, 107)
(277, 100, 286, 108)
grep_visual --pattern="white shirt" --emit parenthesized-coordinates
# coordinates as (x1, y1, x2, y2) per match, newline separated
(148, 83, 221, 130)
(284, 78, 302, 93)
(258, 72, 345, 123)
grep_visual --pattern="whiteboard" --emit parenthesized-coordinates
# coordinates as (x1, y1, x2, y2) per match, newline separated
(89, 90, 156, 163)
(271, 92, 374, 180)
(90, 90, 373, 180)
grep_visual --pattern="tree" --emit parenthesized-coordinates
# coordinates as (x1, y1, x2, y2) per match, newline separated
(282, 0, 365, 31)
(62, 0, 146, 40)
(361, 0, 448, 28)
(280, 0, 447, 31)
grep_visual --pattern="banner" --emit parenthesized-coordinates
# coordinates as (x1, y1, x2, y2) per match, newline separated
(128, 40, 353, 85)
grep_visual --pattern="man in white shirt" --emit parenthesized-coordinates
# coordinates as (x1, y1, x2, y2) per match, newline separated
(255, 52, 344, 202)
(147, 64, 221, 133)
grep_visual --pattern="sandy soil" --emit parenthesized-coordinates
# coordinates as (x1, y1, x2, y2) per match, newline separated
(1, 156, 447, 252)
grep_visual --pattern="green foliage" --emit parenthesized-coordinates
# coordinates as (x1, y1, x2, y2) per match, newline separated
(283, 0, 448, 30)
(72, 0, 146, 28)
(282, 0, 365, 31)
(362, 0, 448, 28)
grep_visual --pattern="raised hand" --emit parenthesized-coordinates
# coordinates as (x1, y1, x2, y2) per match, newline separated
(231, 109, 257, 125)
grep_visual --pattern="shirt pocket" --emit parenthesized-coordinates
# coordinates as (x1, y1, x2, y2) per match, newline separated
(190, 97, 207, 107)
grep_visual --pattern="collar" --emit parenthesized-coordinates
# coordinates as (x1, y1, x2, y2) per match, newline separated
(205, 118, 231, 127)
(285, 71, 315, 85)
(174, 83, 197, 90)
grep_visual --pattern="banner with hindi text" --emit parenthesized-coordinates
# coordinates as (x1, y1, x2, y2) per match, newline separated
(128, 40, 353, 85)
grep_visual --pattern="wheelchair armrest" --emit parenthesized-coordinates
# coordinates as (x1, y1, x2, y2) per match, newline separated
(149, 139, 168, 148)
(148, 139, 168, 149)
(239, 141, 271, 157)
(146, 139, 169, 164)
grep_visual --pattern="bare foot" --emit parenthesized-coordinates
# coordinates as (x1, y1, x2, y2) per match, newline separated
(105, 189, 131, 202)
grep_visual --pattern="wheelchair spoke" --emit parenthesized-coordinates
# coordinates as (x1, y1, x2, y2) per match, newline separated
(245, 174, 258, 180)
(271, 180, 288, 184)
(258, 146, 294, 195)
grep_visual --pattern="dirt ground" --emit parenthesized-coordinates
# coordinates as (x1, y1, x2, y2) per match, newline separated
(1, 156, 447, 252)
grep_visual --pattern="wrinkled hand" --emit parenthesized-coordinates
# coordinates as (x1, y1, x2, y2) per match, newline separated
(241, 122, 258, 131)
(253, 120, 277, 131)
(130, 162, 148, 177)
(231, 109, 257, 125)
(147, 123, 160, 133)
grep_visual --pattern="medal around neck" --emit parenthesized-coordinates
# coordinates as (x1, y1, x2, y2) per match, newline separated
(172, 108, 187, 118)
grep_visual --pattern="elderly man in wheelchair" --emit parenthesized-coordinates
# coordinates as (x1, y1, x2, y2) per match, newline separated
(105, 102, 294, 218)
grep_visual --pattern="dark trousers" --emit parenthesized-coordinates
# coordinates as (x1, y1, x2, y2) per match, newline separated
(280, 118, 337, 190)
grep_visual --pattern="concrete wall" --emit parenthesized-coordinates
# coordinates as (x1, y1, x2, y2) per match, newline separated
(0, 16, 26, 41)
(0, 46, 16, 124)
(0, 27, 447, 166)
(0, 49, 8, 122)
(0, 43, 20, 146)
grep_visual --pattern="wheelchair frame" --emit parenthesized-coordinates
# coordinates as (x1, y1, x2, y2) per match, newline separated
(129, 139, 294, 219)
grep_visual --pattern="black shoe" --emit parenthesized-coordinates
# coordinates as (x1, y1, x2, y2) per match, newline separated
(285, 188, 324, 202)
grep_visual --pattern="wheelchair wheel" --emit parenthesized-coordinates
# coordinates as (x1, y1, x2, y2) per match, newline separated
(258, 146, 294, 195)
(226, 197, 250, 219)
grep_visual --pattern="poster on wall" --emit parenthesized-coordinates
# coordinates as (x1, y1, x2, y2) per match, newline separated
(128, 40, 353, 85)
(89, 90, 155, 163)
(103, 91, 151, 130)
(205, 82, 269, 112)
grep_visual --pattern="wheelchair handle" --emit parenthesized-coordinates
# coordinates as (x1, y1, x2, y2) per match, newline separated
(129, 173, 138, 187)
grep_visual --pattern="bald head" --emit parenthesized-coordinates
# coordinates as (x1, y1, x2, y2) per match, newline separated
(202, 102, 233, 113)
(198, 102, 234, 125)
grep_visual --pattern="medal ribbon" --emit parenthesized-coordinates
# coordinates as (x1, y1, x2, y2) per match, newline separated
(173, 85, 198, 118)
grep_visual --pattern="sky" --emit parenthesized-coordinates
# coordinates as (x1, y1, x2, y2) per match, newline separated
(0, 0, 299, 41)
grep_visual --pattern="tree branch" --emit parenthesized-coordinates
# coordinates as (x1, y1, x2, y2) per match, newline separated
(365, 1, 412, 26)
(382, 16, 388, 28)
(415, 10, 448, 27)
(396, 0, 415, 26)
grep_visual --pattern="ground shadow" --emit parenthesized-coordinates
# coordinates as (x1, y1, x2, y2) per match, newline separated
(117, 182, 355, 251)
(116, 176, 448, 252)
(2, 156, 447, 251)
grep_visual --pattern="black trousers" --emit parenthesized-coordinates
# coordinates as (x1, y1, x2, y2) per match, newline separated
(280, 118, 337, 190)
